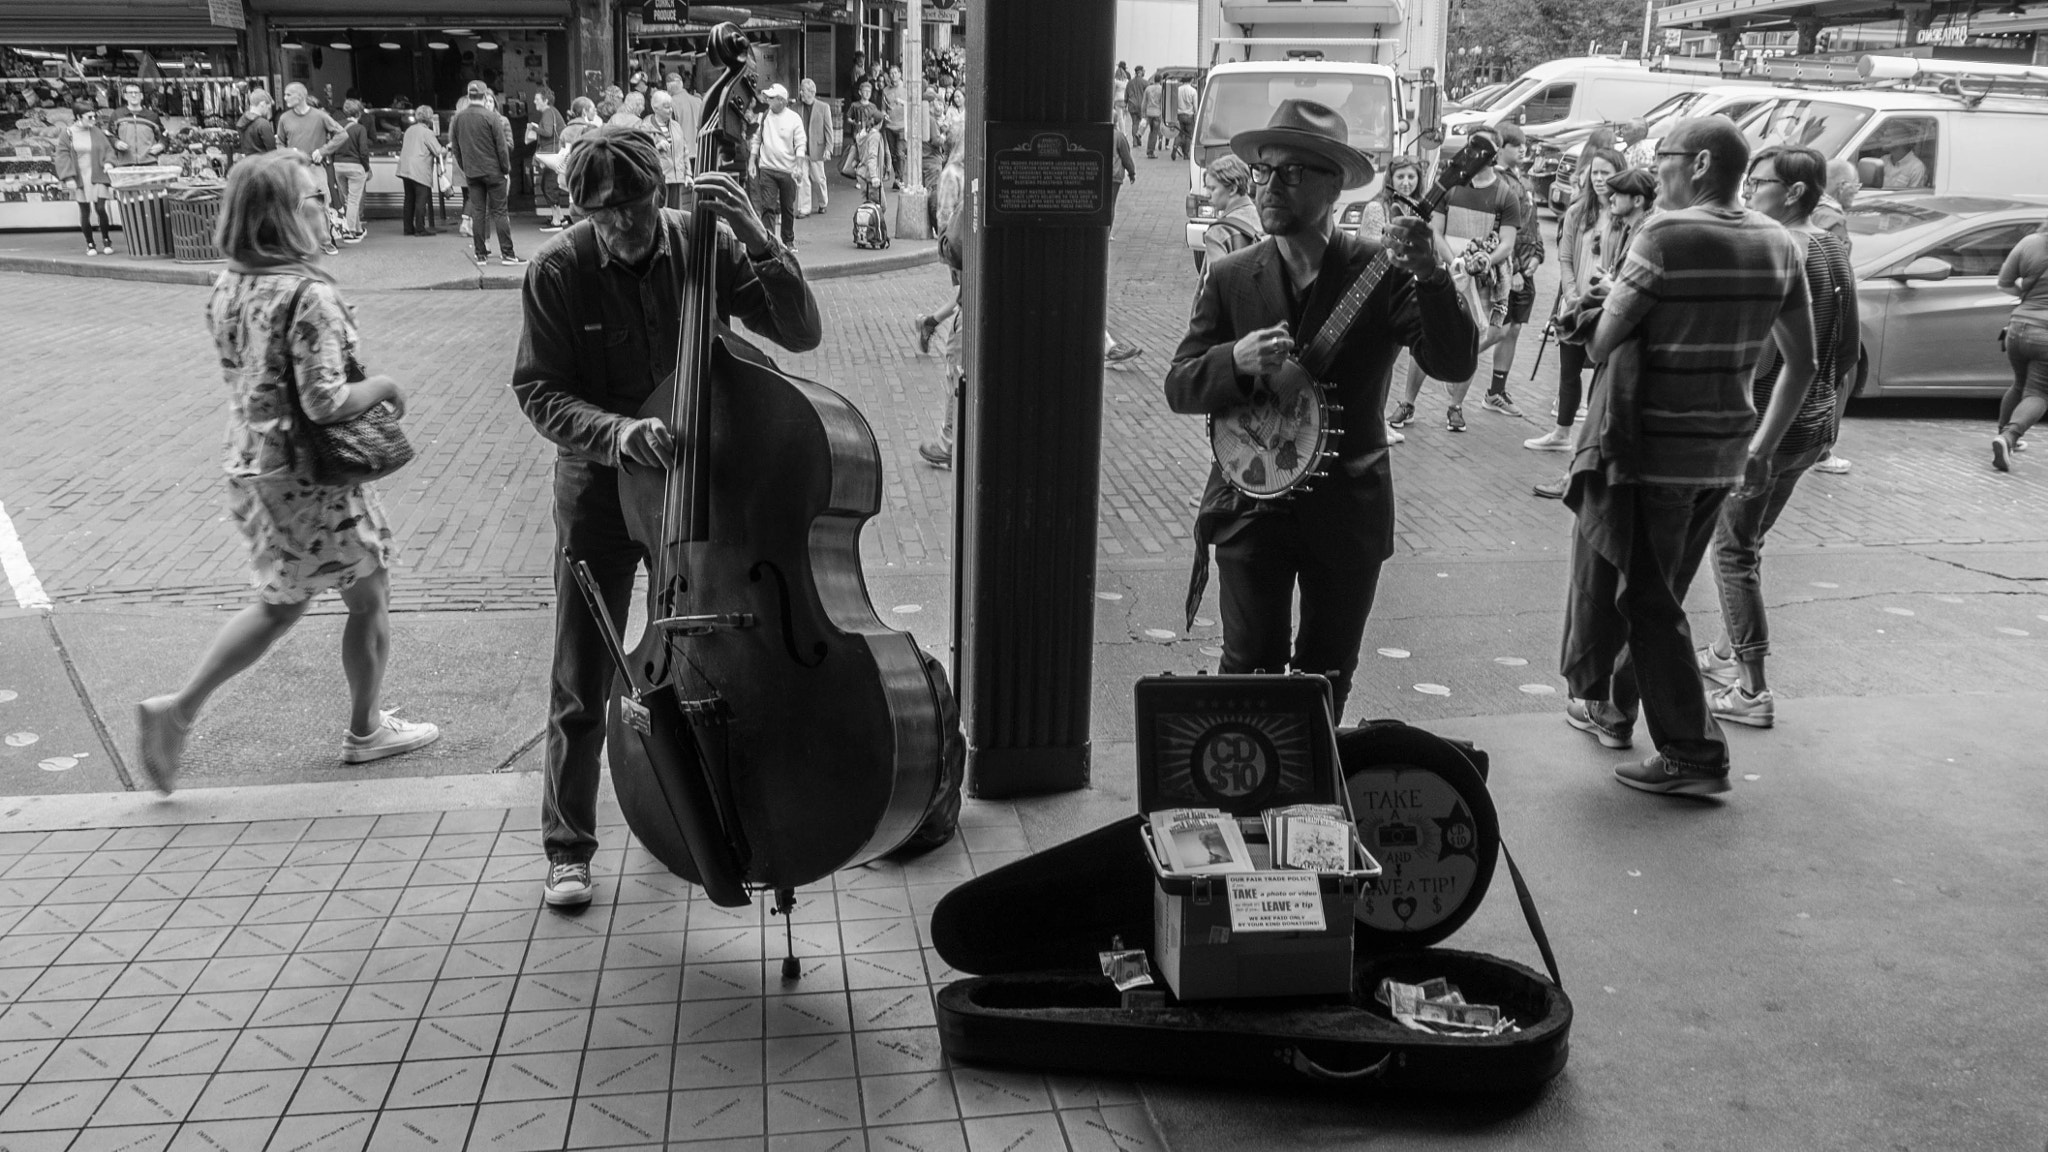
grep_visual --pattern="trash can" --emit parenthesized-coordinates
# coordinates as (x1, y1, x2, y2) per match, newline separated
(109, 166, 180, 258)
(166, 182, 225, 263)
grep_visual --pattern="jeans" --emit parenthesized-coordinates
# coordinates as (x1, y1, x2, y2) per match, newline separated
(1144, 115, 1162, 156)
(1214, 515, 1385, 722)
(1565, 482, 1730, 771)
(466, 174, 515, 259)
(401, 177, 431, 234)
(542, 456, 649, 865)
(1174, 114, 1193, 159)
(1998, 318, 2048, 439)
(337, 163, 370, 234)
(757, 168, 799, 244)
(1712, 444, 1827, 660)
(1555, 341, 1587, 429)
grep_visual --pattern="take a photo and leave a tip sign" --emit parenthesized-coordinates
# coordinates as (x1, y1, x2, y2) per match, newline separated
(982, 123, 1114, 228)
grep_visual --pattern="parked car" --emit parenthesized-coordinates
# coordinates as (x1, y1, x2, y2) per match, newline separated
(1848, 193, 2048, 398)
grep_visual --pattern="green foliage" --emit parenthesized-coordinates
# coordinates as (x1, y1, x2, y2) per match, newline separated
(1452, 0, 1651, 80)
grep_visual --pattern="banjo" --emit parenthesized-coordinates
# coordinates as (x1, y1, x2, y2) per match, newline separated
(1209, 134, 1500, 500)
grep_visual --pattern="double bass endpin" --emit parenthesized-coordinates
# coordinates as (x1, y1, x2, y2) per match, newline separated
(654, 612, 759, 636)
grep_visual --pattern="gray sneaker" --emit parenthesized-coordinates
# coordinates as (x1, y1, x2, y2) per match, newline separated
(544, 861, 595, 907)
(1614, 754, 1732, 797)
(1707, 684, 1774, 728)
(1696, 644, 1741, 688)
(1565, 698, 1632, 749)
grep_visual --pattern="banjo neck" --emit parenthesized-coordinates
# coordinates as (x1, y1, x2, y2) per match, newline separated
(1294, 172, 1466, 380)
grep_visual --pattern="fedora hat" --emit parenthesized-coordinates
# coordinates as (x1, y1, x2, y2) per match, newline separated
(1230, 99, 1374, 190)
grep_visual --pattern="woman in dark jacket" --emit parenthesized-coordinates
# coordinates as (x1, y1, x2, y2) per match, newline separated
(54, 102, 117, 254)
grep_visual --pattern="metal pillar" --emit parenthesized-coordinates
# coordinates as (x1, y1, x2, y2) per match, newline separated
(571, 0, 618, 101)
(956, 0, 1114, 798)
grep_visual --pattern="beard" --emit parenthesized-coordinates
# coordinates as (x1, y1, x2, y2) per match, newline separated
(1259, 202, 1304, 236)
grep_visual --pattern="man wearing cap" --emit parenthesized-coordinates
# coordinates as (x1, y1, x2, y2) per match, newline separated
(754, 83, 808, 253)
(1165, 100, 1479, 722)
(510, 127, 822, 907)
(450, 80, 521, 266)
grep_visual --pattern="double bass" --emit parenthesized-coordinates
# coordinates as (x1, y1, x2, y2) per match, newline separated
(571, 26, 949, 975)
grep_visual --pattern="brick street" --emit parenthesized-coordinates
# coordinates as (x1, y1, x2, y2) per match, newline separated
(4, 151, 2045, 616)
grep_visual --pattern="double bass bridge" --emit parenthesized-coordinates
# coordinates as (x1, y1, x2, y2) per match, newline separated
(653, 612, 758, 636)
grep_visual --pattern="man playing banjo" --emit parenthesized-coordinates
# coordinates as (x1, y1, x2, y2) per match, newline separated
(1166, 100, 1479, 721)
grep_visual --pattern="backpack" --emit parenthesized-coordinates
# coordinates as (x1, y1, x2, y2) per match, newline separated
(853, 200, 890, 250)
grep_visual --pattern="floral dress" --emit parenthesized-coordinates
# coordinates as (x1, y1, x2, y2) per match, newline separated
(207, 272, 396, 604)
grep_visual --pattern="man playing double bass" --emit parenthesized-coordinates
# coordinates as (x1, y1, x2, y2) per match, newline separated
(1166, 101, 1479, 724)
(511, 128, 823, 907)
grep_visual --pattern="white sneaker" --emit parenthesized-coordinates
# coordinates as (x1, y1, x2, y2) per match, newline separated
(1386, 423, 1405, 445)
(1811, 454, 1851, 475)
(1707, 684, 1775, 729)
(1523, 427, 1573, 451)
(342, 712, 441, 764)
(459, 217, 473, 238)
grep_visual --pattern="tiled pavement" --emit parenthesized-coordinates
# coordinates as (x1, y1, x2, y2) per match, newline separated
(0, 797, 1163, 1152)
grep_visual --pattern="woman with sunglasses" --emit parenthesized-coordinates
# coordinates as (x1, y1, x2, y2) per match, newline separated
(135, 150, 439, 794)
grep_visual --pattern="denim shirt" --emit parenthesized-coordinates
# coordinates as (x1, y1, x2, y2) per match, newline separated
(511, 210, 822, 467)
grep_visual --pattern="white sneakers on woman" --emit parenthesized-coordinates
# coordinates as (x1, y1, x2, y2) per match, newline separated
(342, 711, 442, 764)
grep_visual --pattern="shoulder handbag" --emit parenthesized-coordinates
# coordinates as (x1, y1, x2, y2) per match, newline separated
(277, 279, 416, 487)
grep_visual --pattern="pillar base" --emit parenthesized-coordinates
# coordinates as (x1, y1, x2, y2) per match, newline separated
(966, 743, 1092, 799)
(894, 187, 932, 240)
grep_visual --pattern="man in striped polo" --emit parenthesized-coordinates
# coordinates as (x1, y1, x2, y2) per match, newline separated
(1559, 117, 1819, 797)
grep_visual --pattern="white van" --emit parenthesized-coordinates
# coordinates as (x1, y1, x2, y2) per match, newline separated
(1182, 59, 1403, 264)
(1538, 83, 1794, 212)
(1735, 58, 2048, 198)
(1441, 57, 1739, 145)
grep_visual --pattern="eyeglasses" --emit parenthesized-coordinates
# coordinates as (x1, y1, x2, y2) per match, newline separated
(302, 190, 329, 205)
(1741, 177, 1784, 191)
(1249, 162, 1338, 187)
(1654, 149, 1698, 160)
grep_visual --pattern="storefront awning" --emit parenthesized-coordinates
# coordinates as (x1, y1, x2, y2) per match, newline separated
(1657, 0, 1901, 30)
(0, 0, 240, 45)
(250, 0, 568, 18)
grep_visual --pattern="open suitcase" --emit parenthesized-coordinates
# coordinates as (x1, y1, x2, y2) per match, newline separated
(931, 676, 1573, 1094)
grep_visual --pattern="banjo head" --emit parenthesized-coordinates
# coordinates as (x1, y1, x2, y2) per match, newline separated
(1210, 364, 1331, 499)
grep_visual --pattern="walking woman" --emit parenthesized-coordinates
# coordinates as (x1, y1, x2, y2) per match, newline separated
(1533, 165, 1656, 499)
(1526, 145, 1624, 452)
(1358, 155, 1422, 241)
(135, 151, 439, 794)
(55, 101, 115, 255)
(1993, 213, 2048, 472)
(396, 104, 446, 237)
(330, 98, 374, 242)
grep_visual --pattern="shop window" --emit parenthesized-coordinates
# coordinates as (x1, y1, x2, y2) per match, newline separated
(1858, 115, 1937, 190)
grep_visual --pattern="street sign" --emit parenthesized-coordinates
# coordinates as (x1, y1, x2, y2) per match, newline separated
(642, 0, 685, 24)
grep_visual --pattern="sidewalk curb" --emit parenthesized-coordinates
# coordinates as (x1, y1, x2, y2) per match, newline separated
(0, 769, 563, 831)
(0, 246, 935, 290)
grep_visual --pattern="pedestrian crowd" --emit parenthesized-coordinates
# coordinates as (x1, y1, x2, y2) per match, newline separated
(1168, 102, 2048, 799)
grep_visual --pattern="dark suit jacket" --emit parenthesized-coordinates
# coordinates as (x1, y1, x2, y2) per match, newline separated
(1165, 229, 1478, 577)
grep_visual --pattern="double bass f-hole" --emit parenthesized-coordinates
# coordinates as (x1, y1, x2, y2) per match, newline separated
(749, 561, 828, 668)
